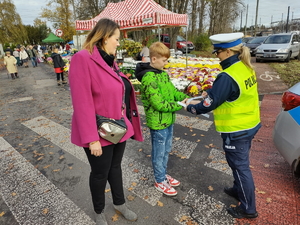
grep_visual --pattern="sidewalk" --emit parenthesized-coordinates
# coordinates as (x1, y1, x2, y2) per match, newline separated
(236, 94, 300, 225)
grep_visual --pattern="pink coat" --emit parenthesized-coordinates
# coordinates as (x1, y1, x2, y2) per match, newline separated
(69, 46, 143, 147)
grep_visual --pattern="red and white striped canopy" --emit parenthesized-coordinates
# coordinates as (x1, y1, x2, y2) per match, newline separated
(75, 0, 188, 31)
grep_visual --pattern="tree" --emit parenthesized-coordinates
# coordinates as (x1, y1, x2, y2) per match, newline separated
(0, 0, 28, 44)
(24, 22, 49, 45)
(41, 0, 75, 41)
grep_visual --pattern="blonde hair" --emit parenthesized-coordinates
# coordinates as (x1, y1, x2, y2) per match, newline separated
(149, 42, 170, 58)
(83, 18, 120, 54)
(228, 44, 254, 71)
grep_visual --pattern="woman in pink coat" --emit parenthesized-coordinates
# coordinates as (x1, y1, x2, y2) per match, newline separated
(69, 18, 143, 225)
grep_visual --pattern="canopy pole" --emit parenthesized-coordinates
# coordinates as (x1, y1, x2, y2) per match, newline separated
(186, 26, 188, 68)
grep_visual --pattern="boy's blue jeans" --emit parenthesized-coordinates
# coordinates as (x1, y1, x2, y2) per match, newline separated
(150, 125, 173, 183)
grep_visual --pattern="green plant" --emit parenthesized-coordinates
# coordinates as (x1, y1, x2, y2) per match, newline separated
(132, 83, 141, 91)
(193, 33, 211, 51)
(118, 39, 142, 58)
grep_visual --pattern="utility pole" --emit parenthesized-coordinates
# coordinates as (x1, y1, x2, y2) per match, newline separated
(286, 6, 290, 33)
(254, 0, 259, 37)
(281, 13, 284, 32)
(240, 11, 243, 30)
(244, 4, 248, 36)
(71, 0, 79, 50)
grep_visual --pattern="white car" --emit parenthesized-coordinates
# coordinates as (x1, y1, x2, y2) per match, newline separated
(256, 32, 300, 62)
(273, 82, 300, 176)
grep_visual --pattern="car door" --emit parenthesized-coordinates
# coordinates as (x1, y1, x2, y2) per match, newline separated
(291, 34, 300, 57)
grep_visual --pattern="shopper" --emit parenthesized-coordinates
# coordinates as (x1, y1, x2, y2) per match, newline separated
(51, 47, 66, 86)
(69, 18, 143, 225)
(4, 51, 18, 79)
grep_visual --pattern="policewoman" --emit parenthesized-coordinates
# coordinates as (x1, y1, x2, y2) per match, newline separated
(182, 32, 261, 219)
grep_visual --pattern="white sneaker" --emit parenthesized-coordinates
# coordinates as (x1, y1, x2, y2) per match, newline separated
(155, 179, 177, 196)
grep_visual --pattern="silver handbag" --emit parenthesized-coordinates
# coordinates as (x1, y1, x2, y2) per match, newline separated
(96, 115, 127, 144)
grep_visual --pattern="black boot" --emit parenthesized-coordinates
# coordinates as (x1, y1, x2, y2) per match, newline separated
(11, 74, 15, 79)
(15, 73, 19, 78)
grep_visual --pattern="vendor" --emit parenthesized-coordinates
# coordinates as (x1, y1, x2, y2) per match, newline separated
(139, 40, 150, 62)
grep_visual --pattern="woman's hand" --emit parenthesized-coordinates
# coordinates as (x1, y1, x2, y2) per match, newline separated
(89, 141, 102, 157)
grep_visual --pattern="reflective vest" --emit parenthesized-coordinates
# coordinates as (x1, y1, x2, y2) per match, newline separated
(213, 61, 260, 133)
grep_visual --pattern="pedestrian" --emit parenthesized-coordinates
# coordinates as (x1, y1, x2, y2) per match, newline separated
(19, 46, 29, 68)
(135, 42, 188, 196)
(139, 39, 150, 62)
(13, 48, 20, 66)
(4, 51, 18, 79)
(28, 45, 38, 67)
(5, 46, 13, 55)
(182, 32, 261, 219)
(65, 43, 71, 54)
(68, 18, 143, 225)
(51, 47, 66, 86)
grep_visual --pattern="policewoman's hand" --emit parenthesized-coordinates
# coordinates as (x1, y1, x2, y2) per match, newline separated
(89, 141, 103, 157)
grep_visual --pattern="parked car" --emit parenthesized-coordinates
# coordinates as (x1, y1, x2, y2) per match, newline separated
(256, 32, 300, 62)
(242, 37, 254, 45)
(273, 82, 300, 176)
(156, 34, 195, 53)
(245, 36, 267, 56)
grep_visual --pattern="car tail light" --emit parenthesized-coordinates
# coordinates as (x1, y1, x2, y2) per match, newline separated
(282, 91, 300, 111)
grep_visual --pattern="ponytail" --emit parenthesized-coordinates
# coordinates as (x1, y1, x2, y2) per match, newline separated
(229, 44, 254, 71)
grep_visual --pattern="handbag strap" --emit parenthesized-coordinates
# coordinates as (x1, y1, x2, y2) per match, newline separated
(113, 66, 126, 116)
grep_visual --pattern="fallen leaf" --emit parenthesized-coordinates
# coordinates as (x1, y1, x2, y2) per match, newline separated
(215, 204, 221, 208)
(37, 156, 44, 161)
(200, 134, 205, 136)
(181, 156, 187, 159)
(146, 155, 151, 157)
(69, 166, 73, 170)
(192, 133, 196, 136)
(127, 195, 135, 201)
(144, 196, 149, 199)
(208, 186, 214, 191)
(196, 139, 201, 142)
(230, 204, 236, 207)
(264, 164, 270, 168)
(128, 163, 134, 167)
(179, 215, 189, 222)
(209, 143, 215, 147)
(249, 165, 254, 168)
(128, 187, 134, 191)
(53, 169, 60, 172)
(208, 155, 214, 159)
(174, 137, 180, 141)
(140, 177, 148, 181)
(204, 145, 209, 148)
(131, 182, 137, 186)
(43, 165, 51, 169)
(0, 212, 5, 217)
(133, 169, 139, 173)
(157, 201, 164, 207)
(184, 133, 187, 136)
(257, 190, 266, 194)
(111, 214, 119, 222)
(11, 192, 17, 196)
(59, 155, 64, 160)
(144, 216, 149, 219)
(221, 168, 227, 171)
(42, 208, 49, 214)
(49, 152, 54, 155)
(105, 189, 111, 193)
(266, 198, 272, 203)
(219, 160, 227, 164)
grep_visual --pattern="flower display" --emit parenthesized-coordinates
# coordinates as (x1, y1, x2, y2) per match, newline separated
(166, 57, 221, 96)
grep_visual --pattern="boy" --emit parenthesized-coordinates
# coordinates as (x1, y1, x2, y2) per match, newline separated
(135, 42, 188, 196)
(51, 47, 66, 86)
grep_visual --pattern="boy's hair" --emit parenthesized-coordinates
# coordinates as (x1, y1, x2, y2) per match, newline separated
(149, 42, 170, 59)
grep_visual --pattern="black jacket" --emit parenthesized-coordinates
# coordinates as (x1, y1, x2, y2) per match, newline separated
(51, 53, 65, 68)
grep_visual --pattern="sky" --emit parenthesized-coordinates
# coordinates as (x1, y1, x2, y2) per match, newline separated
(235, 0, 300, 29)
(13, 0, 300, 30)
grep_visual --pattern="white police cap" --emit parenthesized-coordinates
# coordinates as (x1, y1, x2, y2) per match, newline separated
(210, 32, 244, 53)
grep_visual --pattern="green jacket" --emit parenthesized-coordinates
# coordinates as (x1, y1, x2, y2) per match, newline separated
(136, 62, 188, 130)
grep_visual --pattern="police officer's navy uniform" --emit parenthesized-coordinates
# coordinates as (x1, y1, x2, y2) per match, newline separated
(187, 33, 261, 218)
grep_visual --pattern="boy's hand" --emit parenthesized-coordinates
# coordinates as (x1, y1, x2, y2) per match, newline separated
(187, 100, 201, 105)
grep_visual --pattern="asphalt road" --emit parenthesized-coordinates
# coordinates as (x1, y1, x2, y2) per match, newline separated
(0, 59, 291, 225)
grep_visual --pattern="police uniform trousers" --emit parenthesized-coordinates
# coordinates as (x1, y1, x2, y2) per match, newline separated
(222, 135, 256, 214)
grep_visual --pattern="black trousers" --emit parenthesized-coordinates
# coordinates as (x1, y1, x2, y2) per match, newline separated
(56, 73, 64, 81)
(84, 141, 126, 214)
